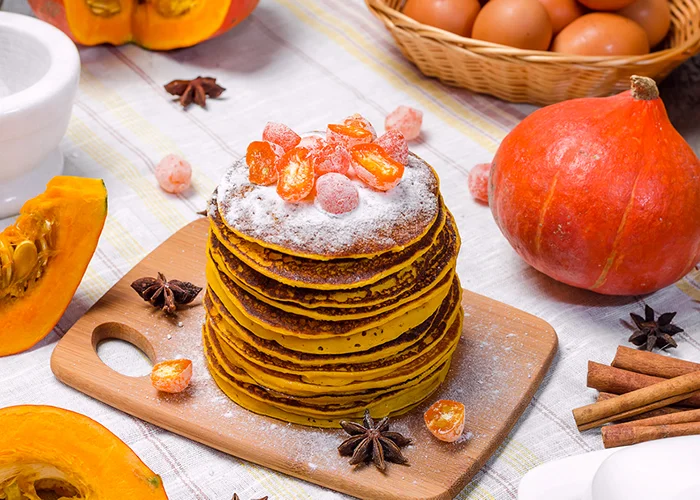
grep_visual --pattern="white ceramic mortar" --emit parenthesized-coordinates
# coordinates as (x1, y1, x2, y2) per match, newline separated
(0, 12, 80, 218)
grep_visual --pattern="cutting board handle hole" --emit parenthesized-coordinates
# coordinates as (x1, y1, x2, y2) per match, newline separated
(93, 322, 155, 378)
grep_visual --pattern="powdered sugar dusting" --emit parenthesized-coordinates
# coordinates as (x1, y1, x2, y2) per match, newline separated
(217, 143, 439, 257)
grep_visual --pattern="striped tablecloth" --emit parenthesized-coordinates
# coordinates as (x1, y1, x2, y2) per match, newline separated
(3, 1, 700, 499)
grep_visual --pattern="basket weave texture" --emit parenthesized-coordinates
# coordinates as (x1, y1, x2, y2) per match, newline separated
(366, 0, 700, 105)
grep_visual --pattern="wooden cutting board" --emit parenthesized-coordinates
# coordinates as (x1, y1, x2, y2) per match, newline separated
(52, 218, 557, 500)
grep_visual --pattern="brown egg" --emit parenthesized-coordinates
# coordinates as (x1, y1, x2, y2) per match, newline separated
(536, 0, 587, 34)
(472, 0, 553, 51)
(617, 0, 671, 47)
(552, 13, 650, 55)
(578, 0, 635, 10)
(403, 0, 481, 37)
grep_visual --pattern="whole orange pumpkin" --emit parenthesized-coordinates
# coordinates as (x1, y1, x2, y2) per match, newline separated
(490, 76, 700, 295)
(28, 0, 259, 50)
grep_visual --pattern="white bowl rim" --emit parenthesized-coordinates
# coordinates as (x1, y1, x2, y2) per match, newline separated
(0, 12, 80, 115)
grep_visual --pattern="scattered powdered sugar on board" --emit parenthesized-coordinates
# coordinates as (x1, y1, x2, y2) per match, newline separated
(217, 144, 439, 257)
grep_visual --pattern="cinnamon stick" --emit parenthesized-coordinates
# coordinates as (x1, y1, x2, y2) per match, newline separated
(573, 371, 700, 431)
(597, 392, 685, 420)
(587, 362, 700, 408)
(602, 422, 700, 448)
(613, 408, 700, 428)
(612, 346, 700, 378)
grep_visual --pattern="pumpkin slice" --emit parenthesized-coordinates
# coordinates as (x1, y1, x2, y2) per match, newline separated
(0, 176, 107, 357)
(132, 0, 230, 50)
(61, 0, 133, 46)
(28, 0, 259, 49)
(0, 405, 168, 499)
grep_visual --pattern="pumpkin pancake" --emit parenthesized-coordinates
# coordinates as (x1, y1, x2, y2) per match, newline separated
(206, 359, 440, 428)
(207, 301, 462, 387)
(203, 279, 460, 366)
(206, 251, 455, 337)
(208, 243, 455, 322)
(203, 319, 450, 407)
(204, 318, 459, 399)
(203, 329, 454, 422)
(207, 211, 459, 312)
(207, 195, 447, 290)
(216, 153, 440, 259)
(206, 280, 451, 354)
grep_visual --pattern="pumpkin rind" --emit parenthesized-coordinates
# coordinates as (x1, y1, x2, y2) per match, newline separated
(490, 78, 700, 295)
(0, 177, 107, 356)
(0, 405, 168, 499)
(28, 0, 259, 50)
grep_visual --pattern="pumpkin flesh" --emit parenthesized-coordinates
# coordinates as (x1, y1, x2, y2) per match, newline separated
(0, 405, 167, 499)
(0, 177, 107, 357)
(490, 78, 700, 295)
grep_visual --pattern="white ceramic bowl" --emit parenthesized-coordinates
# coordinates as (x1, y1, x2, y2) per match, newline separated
(0, 12, 80, 218)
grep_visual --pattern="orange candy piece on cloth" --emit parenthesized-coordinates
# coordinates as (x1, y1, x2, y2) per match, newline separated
(468, 162, 491, 203)
(424, 399, 466, 443)
(386, 105, 423, 141)
(350, 143, 405, 191)
(151, 359, 193, 393)
(277, 147, 316, 202)
(247, 141, 284, 186)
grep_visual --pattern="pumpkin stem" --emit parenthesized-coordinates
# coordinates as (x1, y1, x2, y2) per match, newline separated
(630, 76, 659, 101)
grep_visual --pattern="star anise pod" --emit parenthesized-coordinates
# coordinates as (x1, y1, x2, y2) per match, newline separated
(629, 304, 684, 352)
(232, 494, 267, 500)
(131, 272, 202, 315)
(337, 409, 412, 472)
(164, 76, 226, 109)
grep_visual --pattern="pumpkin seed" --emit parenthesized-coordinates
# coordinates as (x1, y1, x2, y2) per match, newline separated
(12, 241, 38, 283)
(155, 0, 199, 17)
(85, 0, 121, 16)
(0, 239, 12, 289)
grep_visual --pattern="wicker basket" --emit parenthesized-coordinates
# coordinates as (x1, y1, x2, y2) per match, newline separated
(366, 0, 700, 105)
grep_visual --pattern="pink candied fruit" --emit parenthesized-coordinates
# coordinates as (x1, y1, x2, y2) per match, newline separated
(155, 154, 192, 194)
(312, 143, 352, 176)
(385, 105, 423, 141)
(315, 173, 360, 215)
(298, 135, 326, 153)
(468, 163, 491, 204)
(262, 122, 301, 152)
(375, 130, 408, 165)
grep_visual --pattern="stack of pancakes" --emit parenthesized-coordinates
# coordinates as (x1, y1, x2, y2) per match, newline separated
(204, 151, 462, 428)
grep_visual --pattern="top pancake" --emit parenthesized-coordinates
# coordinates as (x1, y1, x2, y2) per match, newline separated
(216, 152, 440, 260)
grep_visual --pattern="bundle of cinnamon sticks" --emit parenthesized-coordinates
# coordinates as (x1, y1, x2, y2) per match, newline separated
(572, 346, 700, 448)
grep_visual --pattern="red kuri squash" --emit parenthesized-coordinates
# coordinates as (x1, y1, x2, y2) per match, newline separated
(490, 76, 700, 295)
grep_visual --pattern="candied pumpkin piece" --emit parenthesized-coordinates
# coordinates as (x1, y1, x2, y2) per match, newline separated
(424, 399, 466, 443)
(350, 143, 404, 191)
(277, 147, 315, 202)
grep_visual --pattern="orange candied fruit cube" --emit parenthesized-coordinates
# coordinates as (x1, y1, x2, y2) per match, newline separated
(350, 143, 404, 191)
(424, 399, 466, 443)
(151, 359, 193, 394)
(343, 114, 377, 139)
(277, 147, 315, 203)
(327, 123, 374, 149)
(247, 141, 284, 186)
